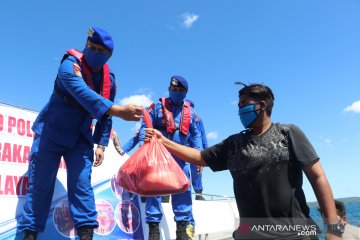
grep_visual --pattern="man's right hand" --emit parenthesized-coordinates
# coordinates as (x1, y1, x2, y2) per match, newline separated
(107, 104, 142, 121)
(144, 128, 164, 142)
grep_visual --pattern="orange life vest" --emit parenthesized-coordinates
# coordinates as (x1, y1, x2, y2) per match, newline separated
(67, 49, 111, 99)
(160, 98, 191, 135)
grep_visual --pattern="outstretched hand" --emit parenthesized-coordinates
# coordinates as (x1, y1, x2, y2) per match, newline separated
(118, 104, 142, 121)
(144, 128, 164, 142)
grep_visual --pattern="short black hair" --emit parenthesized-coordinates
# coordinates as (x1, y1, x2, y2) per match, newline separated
(236, 82, 275, 116)
(318, 200, 346, 218)
(334, 200, 346, 218)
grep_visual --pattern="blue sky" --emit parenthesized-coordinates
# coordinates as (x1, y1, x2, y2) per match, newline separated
(1, 0, 360, 202)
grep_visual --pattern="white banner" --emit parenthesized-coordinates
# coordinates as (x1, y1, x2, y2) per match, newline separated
(0, 103, 145, 240)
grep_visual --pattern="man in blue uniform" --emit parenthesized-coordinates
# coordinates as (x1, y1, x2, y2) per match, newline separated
(138, 76, 202, 240)
(18, 27, 142, 240)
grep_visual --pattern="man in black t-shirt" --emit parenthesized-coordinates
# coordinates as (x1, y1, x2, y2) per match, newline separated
(144, 83, 342, 240)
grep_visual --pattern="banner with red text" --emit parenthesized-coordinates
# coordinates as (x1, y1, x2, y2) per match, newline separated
(0, 103, 144, 240)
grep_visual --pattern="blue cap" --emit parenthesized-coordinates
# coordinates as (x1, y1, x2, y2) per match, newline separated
(87, 27, 114, 52)
(170, 75, 188, 90)
(185, 99, 195, 107)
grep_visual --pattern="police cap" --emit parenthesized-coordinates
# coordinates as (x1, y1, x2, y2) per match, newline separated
(87, 27, 114, 52)
(170, 75, 188, 91)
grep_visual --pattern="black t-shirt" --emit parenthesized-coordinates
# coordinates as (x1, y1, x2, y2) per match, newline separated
(201, 123, 319, 238)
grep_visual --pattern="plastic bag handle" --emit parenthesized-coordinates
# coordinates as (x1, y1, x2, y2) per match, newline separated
(142, 107, 153, 128)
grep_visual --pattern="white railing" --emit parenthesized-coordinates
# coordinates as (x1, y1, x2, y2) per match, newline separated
(139, 194, 239, 240)
(191, 192, 236, 201)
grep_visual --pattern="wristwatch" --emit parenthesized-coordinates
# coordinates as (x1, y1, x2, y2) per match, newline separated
(327, 220, 344, 237)
(97, 145, 105, 152)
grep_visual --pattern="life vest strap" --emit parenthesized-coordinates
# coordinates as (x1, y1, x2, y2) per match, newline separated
(160, 98, 191, 135)
(54, 49, 113, 109)
(66, 49, 111, 100)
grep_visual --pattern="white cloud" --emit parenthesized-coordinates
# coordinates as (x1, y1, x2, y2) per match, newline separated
(181, 13, 199, 29)
(343, 100, 360, 113)
(120, 94, 153, 133)
(207, 131, 218, 140)
(319, 136, 333, 148)
(119, 94, 153, 107)
(324, 138, 332, 145)
(324, 139, 333, 148)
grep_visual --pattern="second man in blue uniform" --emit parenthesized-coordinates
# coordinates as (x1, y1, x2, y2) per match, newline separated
(138, 76, 202, 240)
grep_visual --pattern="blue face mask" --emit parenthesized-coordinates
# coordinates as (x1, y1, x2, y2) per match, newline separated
(169, 90, 187, 105)
(83, 47, 111, 69)
(238, 104, 259, 128)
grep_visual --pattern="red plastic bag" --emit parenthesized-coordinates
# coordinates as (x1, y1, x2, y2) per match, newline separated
(116, 108, 190, 196)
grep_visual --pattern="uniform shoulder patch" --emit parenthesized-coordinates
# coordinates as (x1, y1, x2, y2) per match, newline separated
(73, 63, 82, 77)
